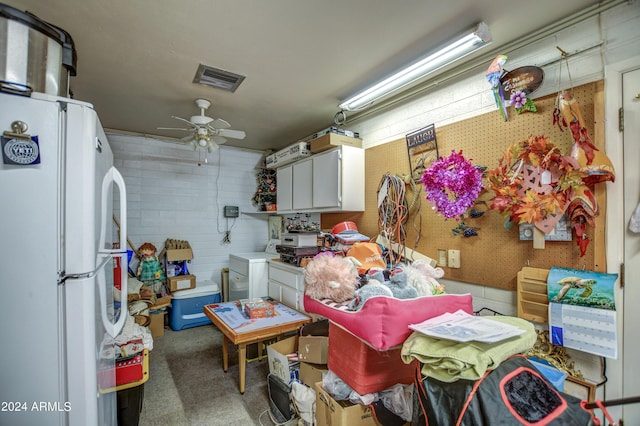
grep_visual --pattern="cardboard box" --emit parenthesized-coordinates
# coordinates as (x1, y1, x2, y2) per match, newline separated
(267, 336, 300, 384)
(302, 126, 360, 142)
(168, 274, 196, 292)
(166, 248, 193, 262)
(244, 301, 275, 319)
(310, 133, 362, 153)
(265, 141, 311, 169)
(148, 312, 164, 337)
(298, 335, 328, 364)
(299, 362, 327, 387)
(315, 382, 376, 426)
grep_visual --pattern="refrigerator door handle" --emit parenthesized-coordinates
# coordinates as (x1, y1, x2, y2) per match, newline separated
(98, 252, 128, 338)
(98, 166, 127, 254)
(62, 256, 111, 282)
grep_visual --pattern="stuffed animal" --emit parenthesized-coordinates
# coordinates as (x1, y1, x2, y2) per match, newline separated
(403, 262, 433, 297)
(304, 252, 359, 302)
(410, 259, 446, 295)
(385, 269, 418, 299)
(347, 278, 394, 310)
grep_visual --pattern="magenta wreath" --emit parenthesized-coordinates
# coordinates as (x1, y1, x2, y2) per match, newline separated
(421, 150, 483, 220)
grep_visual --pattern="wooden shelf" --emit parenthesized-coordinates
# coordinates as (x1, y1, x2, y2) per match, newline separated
(517, 267, 549, 323)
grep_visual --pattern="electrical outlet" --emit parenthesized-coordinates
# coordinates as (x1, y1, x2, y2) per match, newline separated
(438, 249, 447, 267)
(448, 249, 461, 268)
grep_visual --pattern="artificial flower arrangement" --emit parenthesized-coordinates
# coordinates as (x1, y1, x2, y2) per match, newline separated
(487, 134, 597, 256)
(421, 150, 484, 221)
(510, 90, 537, 114)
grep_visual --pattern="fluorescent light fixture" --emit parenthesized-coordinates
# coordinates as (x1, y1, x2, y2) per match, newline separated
(339, 22, 492, 111)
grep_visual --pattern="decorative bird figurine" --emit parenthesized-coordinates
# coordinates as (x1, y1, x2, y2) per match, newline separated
(486, 54, 508, 121)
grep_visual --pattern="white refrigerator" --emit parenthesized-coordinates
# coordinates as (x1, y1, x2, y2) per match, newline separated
(0, 91, 128, 425)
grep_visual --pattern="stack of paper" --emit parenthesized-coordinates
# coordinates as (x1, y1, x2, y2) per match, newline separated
(409, 310, 525, 343)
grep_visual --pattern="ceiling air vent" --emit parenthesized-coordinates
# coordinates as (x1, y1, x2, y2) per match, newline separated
(193, 64, 245, 92)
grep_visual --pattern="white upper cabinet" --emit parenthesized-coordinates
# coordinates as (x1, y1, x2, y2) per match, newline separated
(292, 157, 313, 210)
(276, 165, 293, 212)
(276, 145, 364, 213)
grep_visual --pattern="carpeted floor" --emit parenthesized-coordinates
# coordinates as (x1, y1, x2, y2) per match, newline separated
(138, 323, 278, 426)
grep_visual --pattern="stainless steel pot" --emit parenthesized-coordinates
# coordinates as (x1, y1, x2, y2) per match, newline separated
(0, 3, 76, 97)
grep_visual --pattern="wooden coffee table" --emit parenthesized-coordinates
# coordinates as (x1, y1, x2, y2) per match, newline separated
(203, 300, 311, 394)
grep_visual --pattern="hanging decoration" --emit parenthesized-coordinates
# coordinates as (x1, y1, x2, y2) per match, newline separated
(500, 65, 544, 115)
(486, 54, 509, 121)
(451, 221, 480, 237)
(552, 50, 615, 186)
(421, 150, 483, 221)
(406, 124, 439, 183)
(487, 135, 597, 256)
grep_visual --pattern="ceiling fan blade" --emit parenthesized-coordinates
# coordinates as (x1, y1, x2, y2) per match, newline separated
(181, 134, 195, 142)
(157, 127, 191, 131)
(218, 128, 246, 140)
(171, 116, 197, 128)
(211, 118, 231, 129)
(212, 136, 227, 145)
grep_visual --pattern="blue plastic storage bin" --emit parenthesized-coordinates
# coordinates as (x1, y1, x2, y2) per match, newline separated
(529, 359, 568, 392)
(170, 281, 221, 331)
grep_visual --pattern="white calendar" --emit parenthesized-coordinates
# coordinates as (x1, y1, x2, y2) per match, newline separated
(549, 302, 618, 359)
(547, 267, 619, 359)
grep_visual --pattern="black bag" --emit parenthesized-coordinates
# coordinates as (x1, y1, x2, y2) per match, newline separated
(413, 355, 596, 426)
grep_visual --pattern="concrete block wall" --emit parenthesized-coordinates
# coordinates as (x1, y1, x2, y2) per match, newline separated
(108, 133, 270, 285)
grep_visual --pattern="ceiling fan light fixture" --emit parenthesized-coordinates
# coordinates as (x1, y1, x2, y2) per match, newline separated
(339, 22, 492, 112)
(207, 141, 219, 153)
(159, 97, 245, 153)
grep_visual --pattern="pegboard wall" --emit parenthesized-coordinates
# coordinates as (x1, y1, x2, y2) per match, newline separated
(328, 81, 606, 291)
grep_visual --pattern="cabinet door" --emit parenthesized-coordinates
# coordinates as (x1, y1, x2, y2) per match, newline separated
(312, 148, 341, 208)
(268, 281, 282, 301)
(292, 158, 313, 210)
(276, 165, 293, 212)
(281, 285, 300, 311)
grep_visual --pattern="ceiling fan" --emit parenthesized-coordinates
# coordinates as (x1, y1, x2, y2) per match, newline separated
(158, 98, 246, 153)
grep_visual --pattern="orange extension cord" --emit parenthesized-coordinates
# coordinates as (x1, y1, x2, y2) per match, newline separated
(377, 173, 409, 267)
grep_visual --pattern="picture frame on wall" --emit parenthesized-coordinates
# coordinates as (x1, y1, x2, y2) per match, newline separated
(268, 215, 283, 241)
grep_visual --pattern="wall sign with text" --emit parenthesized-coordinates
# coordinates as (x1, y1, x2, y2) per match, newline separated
(406, 124, 438, 183)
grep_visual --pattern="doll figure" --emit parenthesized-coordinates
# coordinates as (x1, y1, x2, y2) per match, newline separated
(136, 242, 168, 296)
